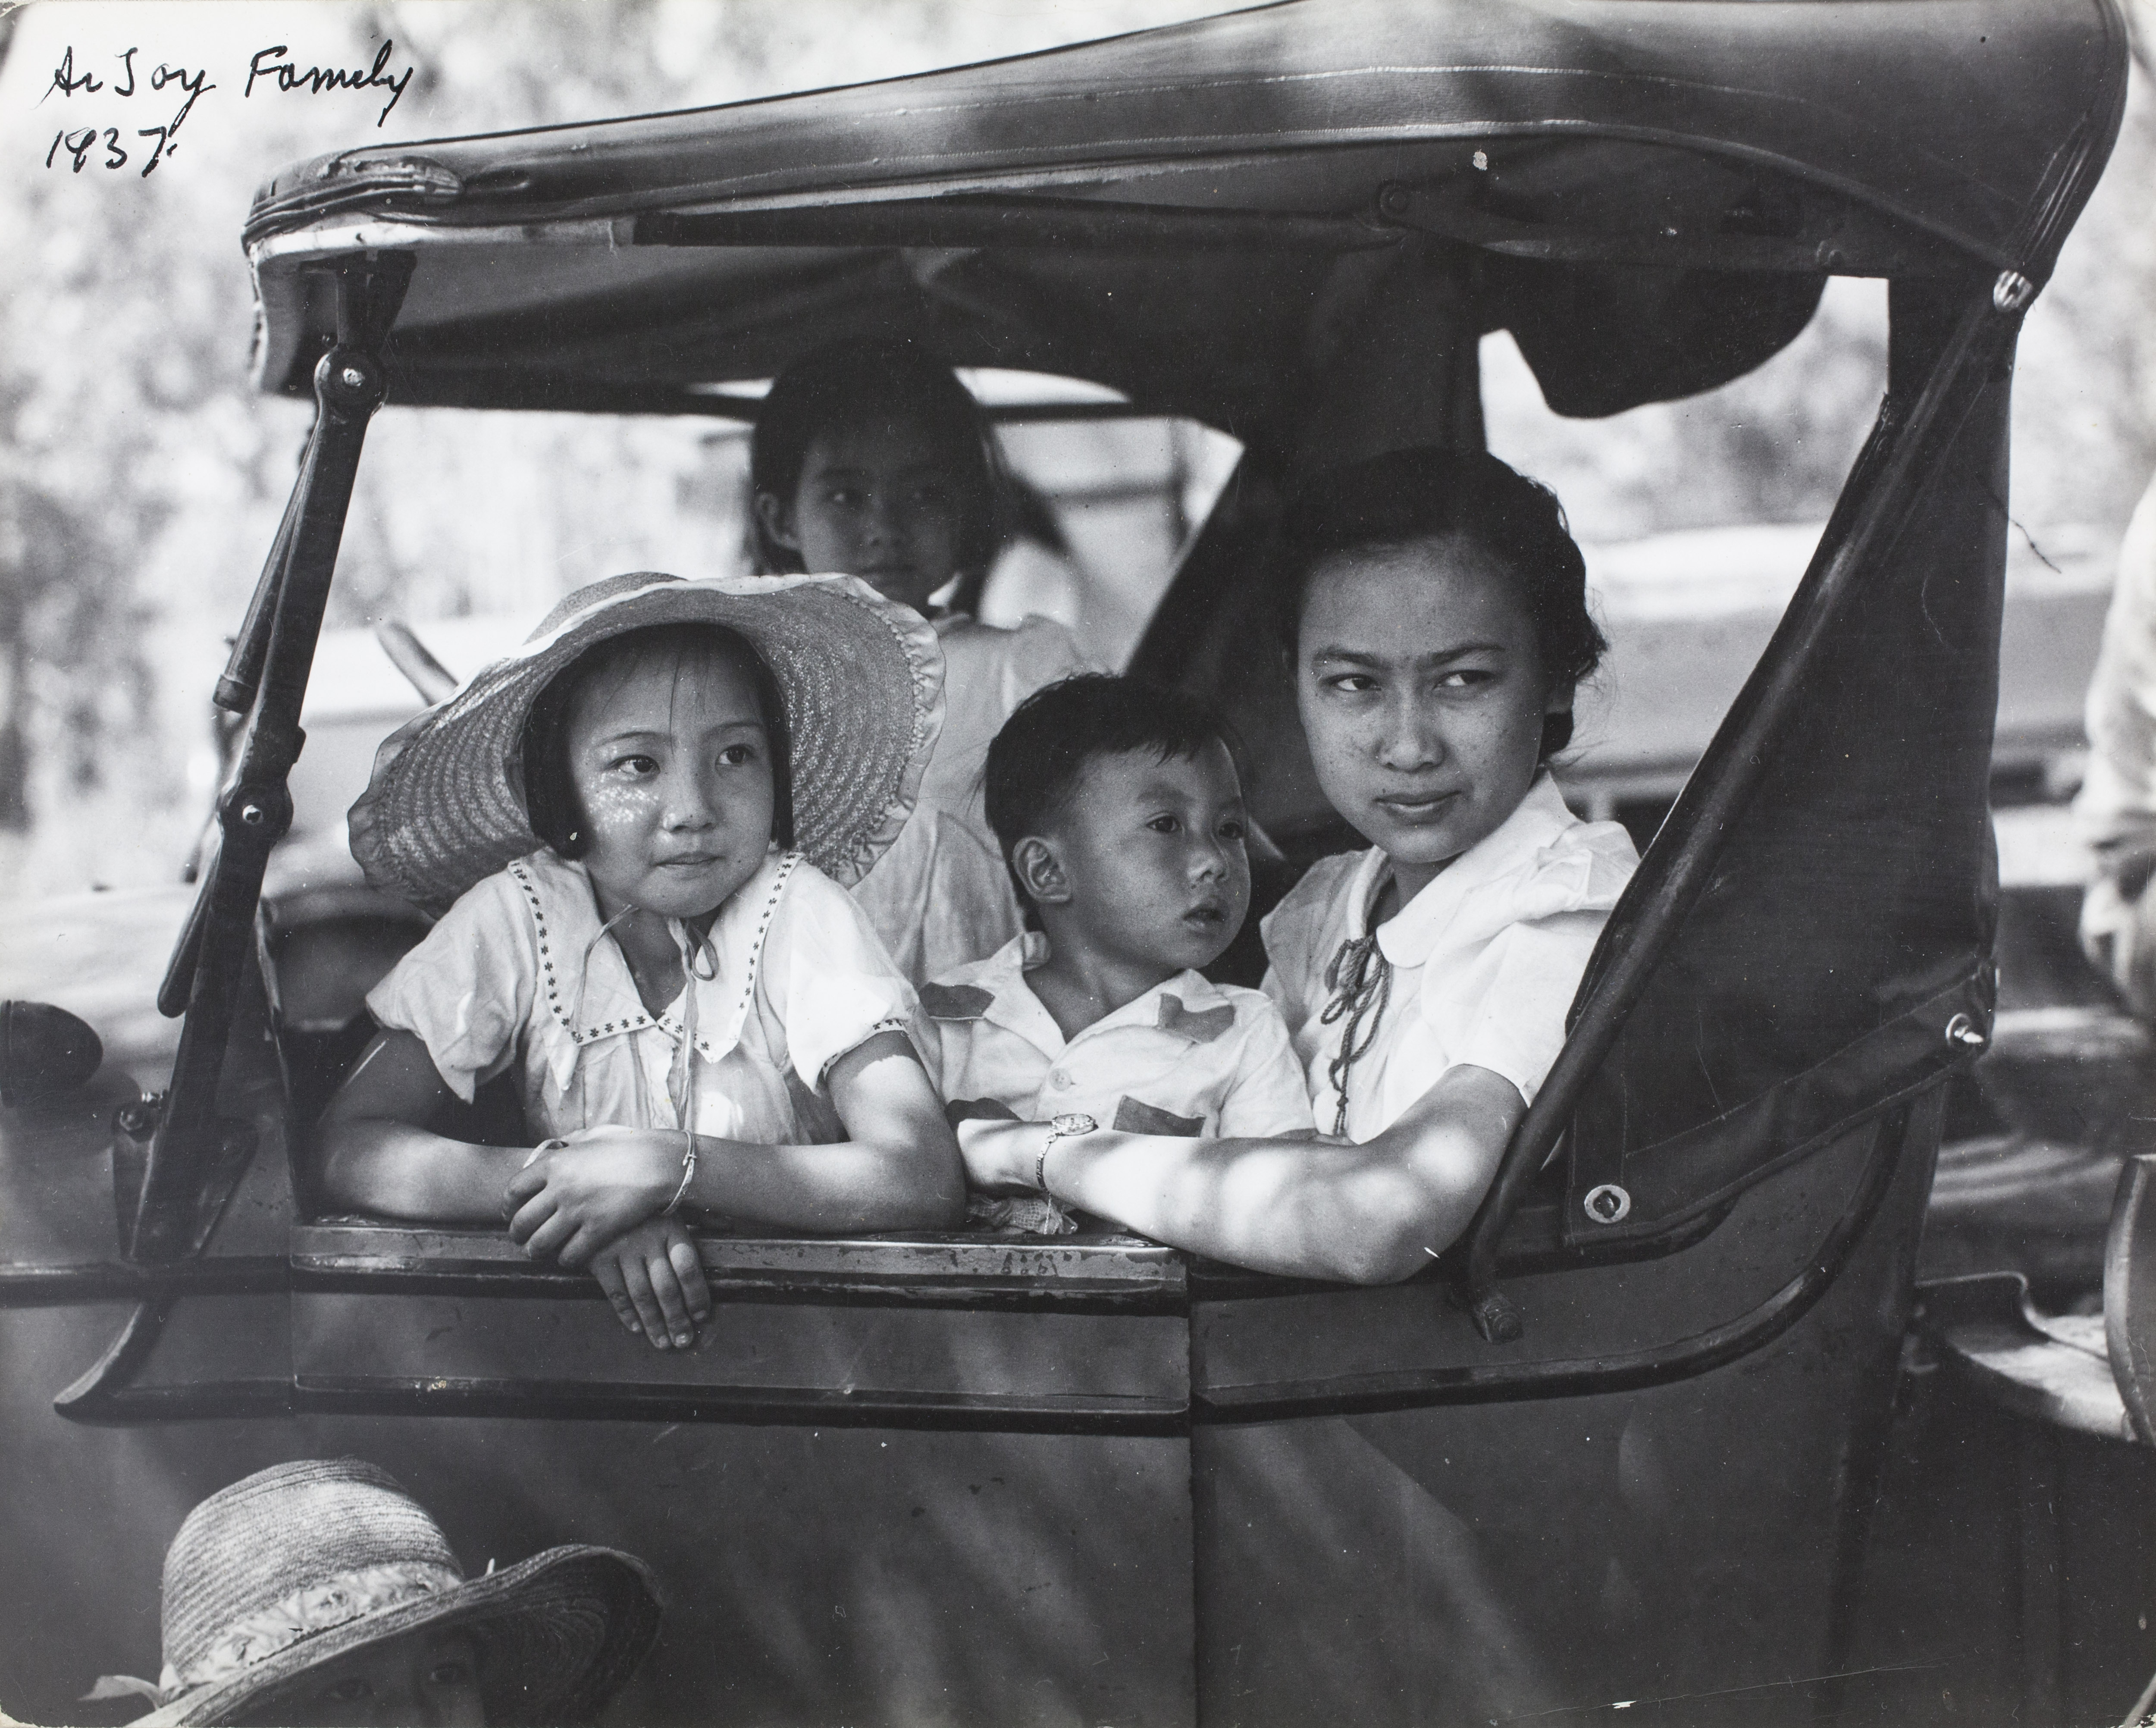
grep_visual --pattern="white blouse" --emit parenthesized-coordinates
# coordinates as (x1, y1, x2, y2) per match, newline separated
(368, 849, 921, 1146)
(848, 806, 1022, 986)
(920, 614, 1095, 833)
(848, 612, 1093, 982)
(1262, 776, 1639, 1141)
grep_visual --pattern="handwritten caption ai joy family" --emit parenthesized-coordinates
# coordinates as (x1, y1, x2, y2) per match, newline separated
(40, 40, 415, 176)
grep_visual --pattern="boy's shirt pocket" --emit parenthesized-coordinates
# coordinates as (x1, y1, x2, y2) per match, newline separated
(1111, 1096, 1206, 1137)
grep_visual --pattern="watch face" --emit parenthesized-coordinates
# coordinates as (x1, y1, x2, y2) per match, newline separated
(1051, 1113, 1099, 1138)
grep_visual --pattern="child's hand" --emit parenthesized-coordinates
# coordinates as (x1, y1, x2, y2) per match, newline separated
(587, 1217, 711, 1350)
(505, 1126, 687, 1265)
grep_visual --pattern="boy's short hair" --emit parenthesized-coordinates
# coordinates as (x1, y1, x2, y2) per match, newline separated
(519, 622, 795, 858)
(984, 674, 1236, 909)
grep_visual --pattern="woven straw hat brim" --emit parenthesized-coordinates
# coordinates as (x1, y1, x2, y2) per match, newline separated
(134, 1544, 660, 1728)
(348, 573, 943, 915)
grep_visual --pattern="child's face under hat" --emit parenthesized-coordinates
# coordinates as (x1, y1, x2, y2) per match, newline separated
(350, 572, 943, 915)
(1019, 738, 1252, 978)
(563, 634, 778, 922)
(232, 1628, 484, 1728)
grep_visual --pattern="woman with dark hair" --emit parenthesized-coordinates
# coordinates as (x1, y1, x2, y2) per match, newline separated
(751, 339, 1096, 982)
(957, 447, 1639, 1283)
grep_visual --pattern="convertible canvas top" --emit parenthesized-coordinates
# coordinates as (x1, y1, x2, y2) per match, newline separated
(244, 0, 2127, 433)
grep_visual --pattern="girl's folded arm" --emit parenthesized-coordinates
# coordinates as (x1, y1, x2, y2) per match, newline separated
(966, 1063, 1524, 1285)
(683, 1031, 965, 1233)
(316, 1029, 530, 1226)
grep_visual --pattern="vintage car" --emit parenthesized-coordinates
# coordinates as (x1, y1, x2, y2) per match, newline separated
(1, 1, 2147, 1724)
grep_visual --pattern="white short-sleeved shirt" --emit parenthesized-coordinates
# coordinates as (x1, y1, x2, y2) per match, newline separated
(847, 613, 1093, 981)
(1263, 776, 1639, 1142)
(848, 806, 1022, 986)
(920, 614, 1095, 833)
(924, 932, 1316, 1138)
(2077, 475, 2156, 863)
(367, 848, 920, 1146)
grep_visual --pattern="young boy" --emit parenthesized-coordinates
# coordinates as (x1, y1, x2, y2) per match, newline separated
(925, 676, 1313, 1229)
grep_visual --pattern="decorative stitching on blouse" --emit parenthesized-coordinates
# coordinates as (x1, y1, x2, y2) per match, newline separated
(815, 1013, 918, 1089)
(654, 851, 802, 1060)
(512, 852, 802, 1053)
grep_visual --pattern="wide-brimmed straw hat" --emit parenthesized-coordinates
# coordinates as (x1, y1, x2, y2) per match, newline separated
(349, 571, 943, 913)
(92, 1458, 661, 1727)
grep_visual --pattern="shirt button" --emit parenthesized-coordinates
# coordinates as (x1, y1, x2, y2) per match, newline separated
(1049, 1070, 1073, 1089)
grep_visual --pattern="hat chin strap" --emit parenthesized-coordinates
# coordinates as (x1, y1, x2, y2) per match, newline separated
(665, 915, 721, 1148)
(570, 906, 719, 1144)
(137, 1560, 464, 1704)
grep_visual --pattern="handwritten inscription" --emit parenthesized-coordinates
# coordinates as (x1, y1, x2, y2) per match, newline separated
(42, 45, 214, 174)
(246, 43, 414, 128)
(39, 37, 414, 176)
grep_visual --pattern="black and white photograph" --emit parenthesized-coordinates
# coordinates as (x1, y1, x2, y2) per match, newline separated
(1, 0, 2153, 1722)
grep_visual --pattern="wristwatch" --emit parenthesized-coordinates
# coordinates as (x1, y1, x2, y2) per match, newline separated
(1036, 1112, 1099, 1194)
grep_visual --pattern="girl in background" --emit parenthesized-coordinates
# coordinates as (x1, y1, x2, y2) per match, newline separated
(752, 339, 1097, 980)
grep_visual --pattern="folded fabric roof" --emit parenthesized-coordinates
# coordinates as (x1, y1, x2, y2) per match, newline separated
(245, 0, 2127, 430)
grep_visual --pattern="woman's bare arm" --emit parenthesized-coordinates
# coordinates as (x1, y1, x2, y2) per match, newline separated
(316, 1030, 532, 1225)
(961, 1063, 1525, 1284)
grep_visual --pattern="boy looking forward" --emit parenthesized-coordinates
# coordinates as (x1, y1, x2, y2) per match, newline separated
(925, 677, 1313, 1230)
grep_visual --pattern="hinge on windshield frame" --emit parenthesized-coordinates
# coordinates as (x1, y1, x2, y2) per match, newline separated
(112, 1091, 258, 1261)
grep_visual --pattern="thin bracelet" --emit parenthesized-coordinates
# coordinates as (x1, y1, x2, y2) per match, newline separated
(664, 1130, 697, 1216)
(522, 1137, 568, 1170)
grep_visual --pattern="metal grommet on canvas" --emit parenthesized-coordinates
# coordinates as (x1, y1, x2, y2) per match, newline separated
(1992, 270, 2036, 313)
(1583, 1183, 1631, 1225)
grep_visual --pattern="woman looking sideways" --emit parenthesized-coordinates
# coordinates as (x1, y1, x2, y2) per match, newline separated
(957, 447, 1639, 1283)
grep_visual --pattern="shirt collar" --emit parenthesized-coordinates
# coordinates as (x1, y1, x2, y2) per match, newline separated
(513, 848, 797, 1086)
(947, 932, 1238, 1053)
(1088, 965, 1237, 1043)
(955, 932, 1064, 1055)
(1366, 775, 1582, 968)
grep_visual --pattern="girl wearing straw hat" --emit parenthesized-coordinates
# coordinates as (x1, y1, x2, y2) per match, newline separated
(321, 572, 965, 1349)
(88, 1458, 661, 1727)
